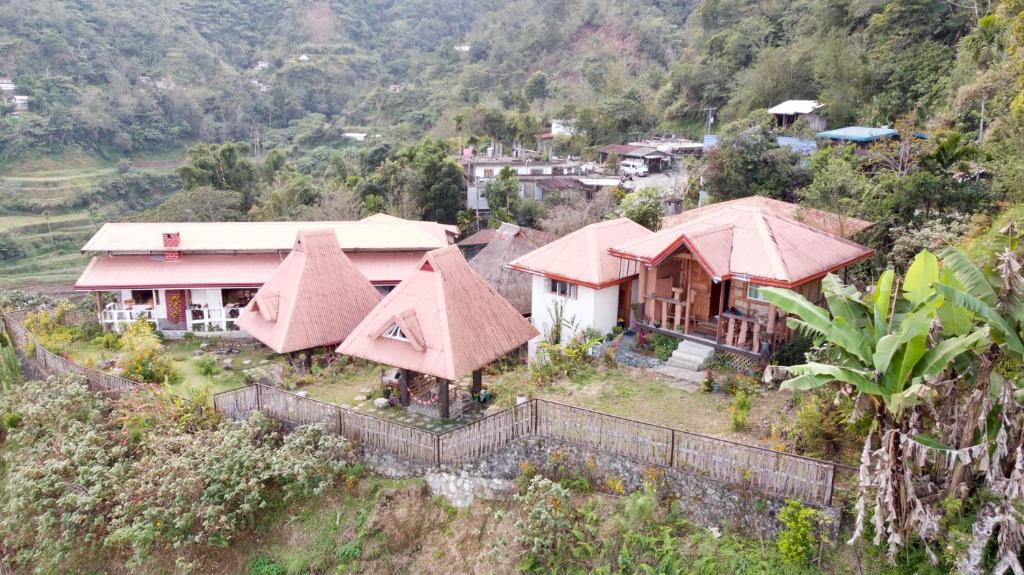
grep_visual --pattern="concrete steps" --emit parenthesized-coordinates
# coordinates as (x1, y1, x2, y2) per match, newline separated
(653, 340, 716, 391)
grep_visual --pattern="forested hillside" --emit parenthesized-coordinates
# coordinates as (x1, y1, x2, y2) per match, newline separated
(0, 0, 992, 162)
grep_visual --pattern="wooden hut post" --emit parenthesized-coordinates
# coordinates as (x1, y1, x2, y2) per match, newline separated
(766, 303, 778, 351)
(438, 378, 450, 419)
(471, 369, 482, 397)
(398, 369, 410, 407)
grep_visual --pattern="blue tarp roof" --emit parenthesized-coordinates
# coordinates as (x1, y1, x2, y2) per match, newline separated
(816, 126, 898, 142)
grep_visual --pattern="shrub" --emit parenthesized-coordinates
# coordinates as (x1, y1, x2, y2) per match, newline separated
(776, 500, 817, 564)
(248, 554, 287, 575)
(91, 332, 120, 350)
(119, 319, 178, 384)
(0, 375, 351, 570)
(0, 342, 21, 391)
(197, 354, 218, 376)
(729, 390, 753, 431)
(770, 335, 814, 366)
(515, 476, 573, 571)
(648, 333, 678, 361)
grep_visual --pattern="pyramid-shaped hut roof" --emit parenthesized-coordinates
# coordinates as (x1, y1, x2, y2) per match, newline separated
(336, 245, 539, 380)
(468, 222, 556, 315)
(236, 229, 382, 353)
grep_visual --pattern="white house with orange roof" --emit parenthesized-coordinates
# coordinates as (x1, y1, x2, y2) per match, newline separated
(507, 218, 653, 353)
(74, 214, 457, 335)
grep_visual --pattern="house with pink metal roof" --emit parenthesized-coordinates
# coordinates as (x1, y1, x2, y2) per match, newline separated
(506, 218, 653, 353)
(75, 215, 457, 335)
(234, 229, 382, 356)
(609, 196, 874, 359)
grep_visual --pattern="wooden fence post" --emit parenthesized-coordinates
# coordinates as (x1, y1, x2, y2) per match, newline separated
(435, 434, 441, 466)
(669, 429, 676, 467)
(255, 384, 263, 414)
(825, 464, 836, 506)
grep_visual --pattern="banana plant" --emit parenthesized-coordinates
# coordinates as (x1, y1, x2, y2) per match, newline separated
(759, 251, 989, 416)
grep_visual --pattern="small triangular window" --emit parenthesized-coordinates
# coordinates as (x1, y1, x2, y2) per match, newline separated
(382, 323, 408, 342)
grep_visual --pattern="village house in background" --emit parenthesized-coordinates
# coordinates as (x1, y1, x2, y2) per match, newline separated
(608, 197, 873, 362)
(459, 152, 592, 213)
(597, 144, 673, 174)
(768, 100, 826, 131)
(235, 229, 382, 363)
(467, 222, 557, 316)
(507, 218, 652, 355)
(74, 214, 457, 335)
(338, 245, 537, 419)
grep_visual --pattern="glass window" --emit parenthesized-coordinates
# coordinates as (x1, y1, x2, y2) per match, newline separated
(222, 288, 256, 308)
(483, 168, 494, 177)
(130, 290, 156, 307)
(746, 283, 767, 301)
(549, 279, 578, 299)
(382, 323, 408, 341)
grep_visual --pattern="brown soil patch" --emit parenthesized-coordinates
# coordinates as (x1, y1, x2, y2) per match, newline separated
(302, 1, 337, 43)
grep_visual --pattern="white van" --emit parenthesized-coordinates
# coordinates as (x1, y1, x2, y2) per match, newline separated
(620, 159, 649, 177)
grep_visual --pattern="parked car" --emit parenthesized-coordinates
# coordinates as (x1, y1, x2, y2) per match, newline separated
(619, 159, 649, 177)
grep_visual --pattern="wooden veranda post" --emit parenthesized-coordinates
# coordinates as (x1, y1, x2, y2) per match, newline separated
(398, 369, 410, 406)
(438, 378, 450, 419)
(714, 280, 726, 345)
(95, 292, 106, 331)
(471, 369, 482, 397)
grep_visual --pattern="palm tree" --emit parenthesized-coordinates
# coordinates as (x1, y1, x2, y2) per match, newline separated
(960, 15, 1008, 142)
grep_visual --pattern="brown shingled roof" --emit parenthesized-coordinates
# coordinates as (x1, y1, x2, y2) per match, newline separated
(468, 223, 557, 314)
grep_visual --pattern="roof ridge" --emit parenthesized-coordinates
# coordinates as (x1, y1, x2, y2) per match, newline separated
(431, 250, 457, 379)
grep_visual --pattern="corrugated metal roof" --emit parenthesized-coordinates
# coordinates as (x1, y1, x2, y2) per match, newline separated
(611, 197, 874, 287)
(74, 253, 285, 289)
(337, 245, 538, 380)
(768, 100, 822, 115)
(236, 229, 382, 353)
(75, 249, 430, 290)
(81, 215, 456, 253)
(507, 218, 652, 288)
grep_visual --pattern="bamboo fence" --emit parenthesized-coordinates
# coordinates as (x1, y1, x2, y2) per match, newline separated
(4, 310, 839, 506)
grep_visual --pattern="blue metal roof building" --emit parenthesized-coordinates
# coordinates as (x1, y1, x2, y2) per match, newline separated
(816, 126, 898, 143)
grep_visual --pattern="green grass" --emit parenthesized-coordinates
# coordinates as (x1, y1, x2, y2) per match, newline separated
(244, 478, 418, 574)
(0, 212, 90, 232)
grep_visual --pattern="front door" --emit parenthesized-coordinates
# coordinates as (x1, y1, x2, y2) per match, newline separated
(689, 266, 712, 323)
(617, 279, 632, 326)
(165, 290, 187, 327)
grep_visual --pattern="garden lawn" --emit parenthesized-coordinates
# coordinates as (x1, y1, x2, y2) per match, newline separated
(61, 337, 283, 403)
(483, 365, 793, 449)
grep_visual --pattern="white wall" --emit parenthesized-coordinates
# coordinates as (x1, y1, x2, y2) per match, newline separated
(528, 275, 621, 356)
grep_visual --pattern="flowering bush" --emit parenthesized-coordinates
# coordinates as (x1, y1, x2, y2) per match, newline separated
(0, 375, 352, 571)
(119, 319, 178, 383)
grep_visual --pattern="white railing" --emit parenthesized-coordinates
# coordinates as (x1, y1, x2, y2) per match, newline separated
(188, 307, 243, 332)
(101, 305, 158, 332)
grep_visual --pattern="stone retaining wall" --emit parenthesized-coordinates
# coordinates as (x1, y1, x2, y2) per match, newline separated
(361, 435, 841, 537)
